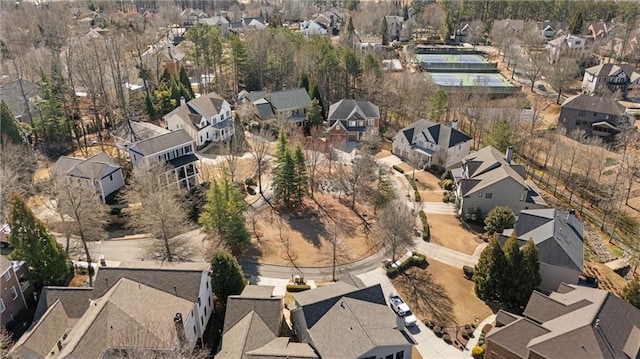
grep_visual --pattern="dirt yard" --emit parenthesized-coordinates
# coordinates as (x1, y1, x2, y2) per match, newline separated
(427, 214, 482, 255)
(392, 261, 494, 327)
(241, 191, 376, 267)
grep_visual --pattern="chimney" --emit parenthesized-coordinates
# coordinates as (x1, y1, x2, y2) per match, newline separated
(451, 120, 458, 130)
(174, 313, 187, 351)
(566, 209, 576, 229)
(505, 146, 513, 163)
(180, 96, 186, 106)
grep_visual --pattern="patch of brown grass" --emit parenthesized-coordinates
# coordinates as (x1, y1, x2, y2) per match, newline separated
(69, 274, 89, 287)
(242, 192, 375, 267)
(392, 261, 493, 327)
(427, 214, 481, 255)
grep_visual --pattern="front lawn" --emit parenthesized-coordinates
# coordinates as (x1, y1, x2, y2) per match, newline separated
(391, 260, 494, 327)
(427, 214, 482, 255)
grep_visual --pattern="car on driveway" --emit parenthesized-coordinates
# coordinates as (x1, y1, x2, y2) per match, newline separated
(537, 83, 546, 91)
(389, 293, 418, 327)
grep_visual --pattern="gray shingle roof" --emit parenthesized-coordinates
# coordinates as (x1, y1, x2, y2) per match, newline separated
(52, 152, 121, 181)
(292, 283, 412, 359)
(400, 119, 471, 149)
(488, 284, 640, 359)
(0, 79, 40, 121)
(265, 88, 312, 111)
(503, 209, 584, 272)
(327, 99, 380, 122)
(561, 94, 626, 116)
(133, 128, 193, 156)
(111, 121, 170, 145)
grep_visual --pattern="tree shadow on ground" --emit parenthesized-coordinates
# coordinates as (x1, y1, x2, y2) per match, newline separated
(394, 268, 456, 326)
(288, 214, 327, 248)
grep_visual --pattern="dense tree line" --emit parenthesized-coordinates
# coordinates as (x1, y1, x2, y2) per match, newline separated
(474, 235, 541, 311)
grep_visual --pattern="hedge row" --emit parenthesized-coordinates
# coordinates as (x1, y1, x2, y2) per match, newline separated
(405, 175, 421, 202)
(386, 252, 428, 277)
(419, 211, 430, 240)
(392, 165, 404, 173)
(463, 265, 475, 280)
(286, 284, 311, 292)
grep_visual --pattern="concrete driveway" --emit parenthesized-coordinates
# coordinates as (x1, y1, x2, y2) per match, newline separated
(377, 154, 403, 167)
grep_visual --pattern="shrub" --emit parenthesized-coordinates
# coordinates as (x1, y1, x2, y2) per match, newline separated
(414, 189, 421, 202)
(472, 346, 485, 358)
(244, 177, 256, 187)
(433, 326, 442, 337)
(441, 170, 453, 181)
(392, 165, 404, 173)
(286, 284, 311, 292)
(463, 265, 475, 279)
(386, 252, 427, 277)
(443, 333, 452, 343)
(419, 211, 430, 240)
(427, 164, 445, 176)
(386, 266, 399, 278)
(441, 179, 454, 190)
(478, 339, 485, 346)
(405, 175, 418, 190)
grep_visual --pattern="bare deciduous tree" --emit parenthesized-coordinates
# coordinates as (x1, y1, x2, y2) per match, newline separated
(0, 142, 37, 222)
(51, 174, 110, 286)
(121, 163, 191, 263)
(373, 199, 415, 262)
(248, 131, 273, 196)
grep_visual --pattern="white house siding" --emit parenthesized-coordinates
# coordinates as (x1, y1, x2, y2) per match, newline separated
(582, 72, 597, 93)
(165, 115, 200, 146)
(99, 168, 125, 198)
(184, 307, 199, 353)
(459, 178, 537, 218)
(539, 262, 580, 293)
(445, 141, 471, 169)
(358, 345, 413, 359)
(193, 271, 214, 342)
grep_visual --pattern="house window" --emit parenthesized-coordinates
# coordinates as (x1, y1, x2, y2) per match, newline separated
(4, 271, 10, 281)
(206, 132, 209, 139)
(579, 111, 585, 116)
(368, 118, 374, 126)
(193, 325, 196, 334)
(204, 307, 207, 317)
(478, 192, 483, 197)
(562, 117, 568, 123)
(348, 120, 356, 127)
(575, 40, 581, 44)
(396, 351, 405, 359)
(109, 175, 113, 181)
(593, 112, 597, 116)
(605, 115, 610, 120)
(0, 299, 5, 313)
(520, 194, 525, 201)
(386, 355, 393, 359)
(485, 193, 493, 199)
(201, 317, 204, 325)
(10, 286, 18, 300)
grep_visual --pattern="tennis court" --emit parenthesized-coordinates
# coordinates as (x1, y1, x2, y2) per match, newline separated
(429, 72, 516, 93)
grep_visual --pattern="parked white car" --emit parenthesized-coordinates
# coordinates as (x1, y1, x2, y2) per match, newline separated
(389, 293, 417, 327)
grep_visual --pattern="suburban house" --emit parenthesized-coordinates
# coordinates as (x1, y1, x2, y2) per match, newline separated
(558, 93, 629, 139)
(300, 20, 328, 36)
(385, 15, 405, 41)
(199, 16, 230, 35)
(312, 9, 343, 34)
(290, 277, 414, 359)
(111, 120, 170, 152)
(229, 16, 266, 33)
(587, 21, 609, 41)
(50, 152, 125, 203)
(243, 88, 312, 126)
(0, 79, 40, 123)
(499, 209, 584, 292)
(164, 92, 235, 148)
(492, 19, 525, 33)
(484, 284, 640, 359)
(126, 128, 201, 191)
(547, 34, 588, 63)
(582, 63, 640, 98)
(327, 99, 380, 143)
(217, 285, 318, 359)
(180, 8, 208, 27)
(141, 42, 186, 77)
(538, 21, 558, 39)
(393, 119, 472, 169)
(1, 255, 33, 328)
(9, 265, 213, 358)
(453, 146, 547, 219)
(356, 36, 383, 53)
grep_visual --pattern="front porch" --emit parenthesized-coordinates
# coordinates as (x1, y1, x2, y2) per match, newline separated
(166, 154, 201, 191)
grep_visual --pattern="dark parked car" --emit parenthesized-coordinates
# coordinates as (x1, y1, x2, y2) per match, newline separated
(537, 83, 546, 91)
